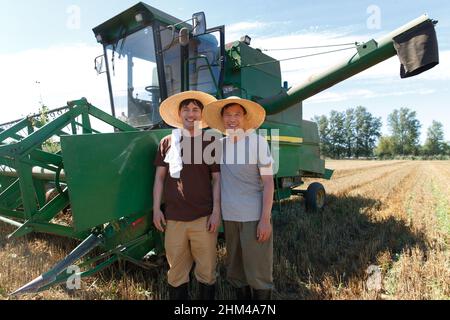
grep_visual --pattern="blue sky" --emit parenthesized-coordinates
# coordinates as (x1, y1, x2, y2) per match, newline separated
(1, 0, 449, 142)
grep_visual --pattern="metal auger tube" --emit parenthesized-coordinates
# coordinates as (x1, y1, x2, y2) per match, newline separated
(259, 14, 435, 114)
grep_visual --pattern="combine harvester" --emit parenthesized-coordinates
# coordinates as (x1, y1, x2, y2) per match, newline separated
(0, 2, 439, 295)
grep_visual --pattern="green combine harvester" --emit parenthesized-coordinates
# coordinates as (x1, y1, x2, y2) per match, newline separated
(0, 2, 439, 295)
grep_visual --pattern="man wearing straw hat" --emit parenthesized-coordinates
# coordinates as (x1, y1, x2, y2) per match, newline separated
(204, 97, 275, 300)
(153, 91, 221, 300)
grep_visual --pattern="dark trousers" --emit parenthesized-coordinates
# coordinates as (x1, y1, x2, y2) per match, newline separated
(224, 221, 273, 290)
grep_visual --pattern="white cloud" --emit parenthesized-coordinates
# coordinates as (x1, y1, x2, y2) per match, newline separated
(225, 20, 286, 43)
(308, 87, 437, 104)
(249, 31, 365, 85)
(0, 44, 110, 124)
(226, 21, 269, 33)
(308, 89, 374, 104)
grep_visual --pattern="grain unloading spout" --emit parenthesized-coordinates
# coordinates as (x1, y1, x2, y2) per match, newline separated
(10, 233, 103, 296)
(259, 15, 439, 115)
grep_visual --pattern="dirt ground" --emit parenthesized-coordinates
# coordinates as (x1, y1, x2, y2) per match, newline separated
(1, 160, 449, 300)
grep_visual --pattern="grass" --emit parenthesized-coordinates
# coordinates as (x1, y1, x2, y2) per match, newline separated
(431, 180, 450, 239)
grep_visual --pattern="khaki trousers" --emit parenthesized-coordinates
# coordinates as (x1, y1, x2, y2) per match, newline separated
(165, 216, 218, 287)
(224, 220, 274, 290)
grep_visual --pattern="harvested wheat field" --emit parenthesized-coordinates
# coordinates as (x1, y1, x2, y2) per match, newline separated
(1, 160, 449, 300)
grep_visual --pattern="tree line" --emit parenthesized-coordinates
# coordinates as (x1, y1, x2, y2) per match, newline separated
(314, 107, 450, 159)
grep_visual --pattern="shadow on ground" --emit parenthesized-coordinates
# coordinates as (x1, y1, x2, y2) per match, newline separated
(270, 194, 428, 299)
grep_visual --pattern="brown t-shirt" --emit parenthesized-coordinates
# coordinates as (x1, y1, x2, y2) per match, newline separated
(154, 133, 220, 222)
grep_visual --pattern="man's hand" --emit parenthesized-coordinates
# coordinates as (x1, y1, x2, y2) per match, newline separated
(153, 208, 167, 232)
(207, 208, 221, 233)
(257, 218, 272, 243)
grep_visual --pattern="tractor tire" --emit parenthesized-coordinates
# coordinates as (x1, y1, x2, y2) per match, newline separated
(305, 182, 326, 212)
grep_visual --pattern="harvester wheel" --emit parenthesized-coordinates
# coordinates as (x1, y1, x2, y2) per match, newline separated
(305, 182, 326, 212)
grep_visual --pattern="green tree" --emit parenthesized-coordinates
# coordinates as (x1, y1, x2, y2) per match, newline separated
(375, 136, 395, 158)
(33, 105, 50, 128)
(354, 106, 382, 157)
(313, 115, 331, 157)
(444, 142, 450, 156)
(314, 107, 382, 159)
(387, 108, 421, 155)
(328, 110, 346, 158)
(422, 121, 445, 155)
(343, 108, 355, 158)
(32, 105, 60, 153)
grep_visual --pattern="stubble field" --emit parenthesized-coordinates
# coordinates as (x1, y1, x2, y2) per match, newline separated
(1, 160, 449, 300)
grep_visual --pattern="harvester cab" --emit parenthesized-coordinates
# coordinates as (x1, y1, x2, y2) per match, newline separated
(92, 2, 225, 128)
(0, 2, 439, 295)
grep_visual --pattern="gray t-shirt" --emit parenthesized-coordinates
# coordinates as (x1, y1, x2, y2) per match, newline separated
(220, 132, 273, 222)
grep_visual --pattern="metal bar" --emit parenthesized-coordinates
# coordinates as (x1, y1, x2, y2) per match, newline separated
(7, 220, 33, 239)
(75, 120, 97, 134)
(205, 25, 225, 98)
(154, 21, 168, 101)
(16, 161, 38, 220)
(180, 44, 188, 91)
(27, 121, 34, 135)
(185, 55, 220, 95)
(0, 118, 30, 142)
(38, 190, 70, 221)
(11, 233, 103, 295)
(117, 252, 158, 269)
(111, 232, 151, 253)
(30, 149, 63, 167)
(0, 168, 66, 181)
(275, 175, 283, 215)
(28, 222, 83, 239)
(0, 207, 24, 219)
(0, 157, 16, 169)
(0, 106, 69, 128)
(0, 144, 19, 156)
(0, 215, 23, 227)
(184, 54, 190, 91)
(2, 107, 83, 158)
(37, 255, 119, 293)
(6, 132, 25, 142)
(72, 122, 100, 134)
(34, 179, 46, 208)
(67, 231, 152, 269)
(103, 45, 116, 118)
(114, 232, 159, 269)
(69, 110, 78, 135)
(87, 104, 137, 132)
(0, 178, 20, 207)
(56, 130, 71, 136)
(21, 158, 58, 172)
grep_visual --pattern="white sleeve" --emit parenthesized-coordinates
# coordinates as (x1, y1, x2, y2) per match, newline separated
(257, 135, 274, 171)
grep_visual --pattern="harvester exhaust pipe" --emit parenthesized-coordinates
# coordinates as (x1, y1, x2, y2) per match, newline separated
(10, 233, 103, 296)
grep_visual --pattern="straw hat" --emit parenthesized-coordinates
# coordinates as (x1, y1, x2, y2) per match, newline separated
(203, 96, 266, 134)
(159, 91, 217, 129)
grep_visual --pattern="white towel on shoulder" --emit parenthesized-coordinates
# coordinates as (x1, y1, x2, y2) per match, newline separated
(164, 129, 183, 179)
